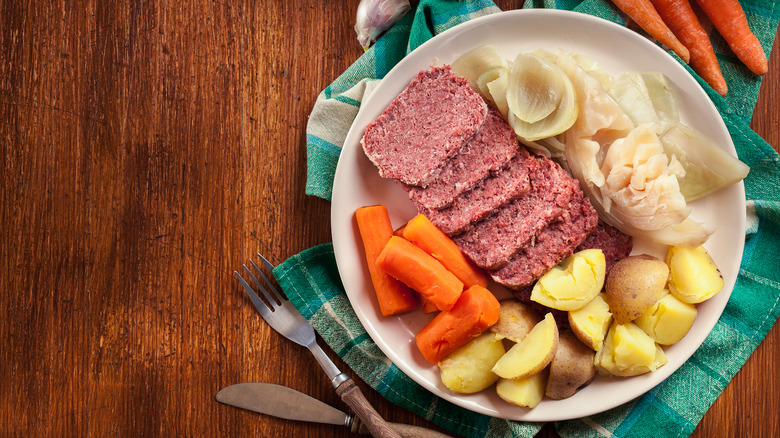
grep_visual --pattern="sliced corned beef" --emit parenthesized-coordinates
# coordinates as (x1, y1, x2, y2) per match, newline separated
(416, 147, 535, 235)
(361, 65, 487, 186)
(490, 193, 599, 289)
(405, 105, 519, 209)
(454, 157, 579, 270)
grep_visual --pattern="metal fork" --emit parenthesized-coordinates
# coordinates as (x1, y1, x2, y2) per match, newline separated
(235, 254, 401, 438)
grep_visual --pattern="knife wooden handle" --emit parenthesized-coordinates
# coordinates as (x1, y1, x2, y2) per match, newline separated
(352, 417, 453, 438)
(335, 378, 401, 438)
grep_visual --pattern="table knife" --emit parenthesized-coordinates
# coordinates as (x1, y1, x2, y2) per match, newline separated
(216, 382, 451, 438)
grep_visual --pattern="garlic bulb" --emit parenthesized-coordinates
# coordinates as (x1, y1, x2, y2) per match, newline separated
(355, 0, 411, 50)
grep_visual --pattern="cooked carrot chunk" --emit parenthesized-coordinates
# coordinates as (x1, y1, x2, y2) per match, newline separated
(402, 214, 490, 289)
(415, 285, 501, 364)
(376, 235, 463, 312)
(355, 206, 418, 316)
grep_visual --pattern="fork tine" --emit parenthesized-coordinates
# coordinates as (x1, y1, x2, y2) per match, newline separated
(248, 259, 286, 304)
(234, 270, 274, 319)
(257, 253, 276, 273)
(242, 263, 281, 307)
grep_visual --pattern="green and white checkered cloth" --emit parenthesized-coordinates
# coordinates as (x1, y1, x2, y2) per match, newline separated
(278, 1, 780, 437)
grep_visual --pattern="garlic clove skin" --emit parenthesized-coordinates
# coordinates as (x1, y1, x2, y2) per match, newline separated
(355, 0, 411, 50)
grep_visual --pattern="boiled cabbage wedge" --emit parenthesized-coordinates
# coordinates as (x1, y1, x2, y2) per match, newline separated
(560, 53, 716, 247)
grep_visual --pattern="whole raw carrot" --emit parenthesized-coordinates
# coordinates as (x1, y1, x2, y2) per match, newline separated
(355, 206, 418, 316)
(652, 0, 728, 95)
(611, 0, 691, 63)
(696, 0, 768, 75)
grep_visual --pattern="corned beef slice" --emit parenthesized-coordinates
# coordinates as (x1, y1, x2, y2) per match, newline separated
(361, 65, 487, 186)
(490, 193, 599, 289)
(417, 147, 535, 236)
(405, 105, 519, 209)
(453, 158, 579, 270)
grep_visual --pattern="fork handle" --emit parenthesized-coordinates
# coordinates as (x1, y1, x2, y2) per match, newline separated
(335, 377, 402, 438)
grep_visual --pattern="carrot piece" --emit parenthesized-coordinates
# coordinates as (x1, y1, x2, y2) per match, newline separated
(402, 214, 490, 289)
(420, 296, 439, 314)
(652, 0, 728, 95)
(695, 0, 768, 75)
(355, 206, 418, 316)
(611, 0, 691, 63)
(393, 224, 406, 237)
(376, 236, 464, 312)
(415, 285, 501, 364)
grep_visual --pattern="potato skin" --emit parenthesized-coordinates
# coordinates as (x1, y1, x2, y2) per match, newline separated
(605, 255, 669, 324)
(490, 299, 542, 342)
(545, 329, 596, 400)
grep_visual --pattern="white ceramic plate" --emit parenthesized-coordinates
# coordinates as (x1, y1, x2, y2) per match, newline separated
(331, 10, 744, 422)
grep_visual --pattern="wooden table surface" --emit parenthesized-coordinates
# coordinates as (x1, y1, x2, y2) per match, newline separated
(1, 1, 778, 437)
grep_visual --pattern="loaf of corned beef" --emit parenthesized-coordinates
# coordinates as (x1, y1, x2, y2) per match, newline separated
(405, 105, 519, 209)
(453, 157, 580, 270)
(490, 193, 599, 289)
(361, 65, 488, 186)
(415, 147, 535, 236)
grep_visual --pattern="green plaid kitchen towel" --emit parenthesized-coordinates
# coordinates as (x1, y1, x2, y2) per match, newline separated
(280, 1, 780, 437)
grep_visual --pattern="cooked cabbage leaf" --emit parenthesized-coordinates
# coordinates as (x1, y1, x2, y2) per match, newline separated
(660, 123, 750, 201)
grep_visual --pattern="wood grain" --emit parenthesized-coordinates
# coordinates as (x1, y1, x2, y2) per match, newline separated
(0, 1, 777, 437)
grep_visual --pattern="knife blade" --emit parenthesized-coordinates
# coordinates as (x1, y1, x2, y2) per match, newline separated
(216, 382, 451, 438)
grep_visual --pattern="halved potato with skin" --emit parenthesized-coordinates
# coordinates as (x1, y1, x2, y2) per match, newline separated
(496, 368, 549, 409)
(596, 321, 668, 377)
(439, 333, 505, 394)
(490, 299, 542, 343)
(545, 329, 596, 400)
(531, 249, 606, 311)
(491, 313, 559, 380)
(634, 291, 697, 345)
(605, 255, 669, 324)
(568, 293, 612, 351)
(666, 245, 724, 304)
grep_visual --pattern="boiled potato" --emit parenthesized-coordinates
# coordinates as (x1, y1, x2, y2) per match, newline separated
(530, 249, 606, 311)
(545, 329, 596, 400)
(605, 255, 669, 324)
(568, 293, 612, 351)
(491, 313, 559, 380)
(439, 333, 505, 393)
(634, 291, 697, 345)
(496, 369, 549, 408)
(596, 322, 668, 377)
(490, 299, 542, 342)
(667, 245, 724, 304)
